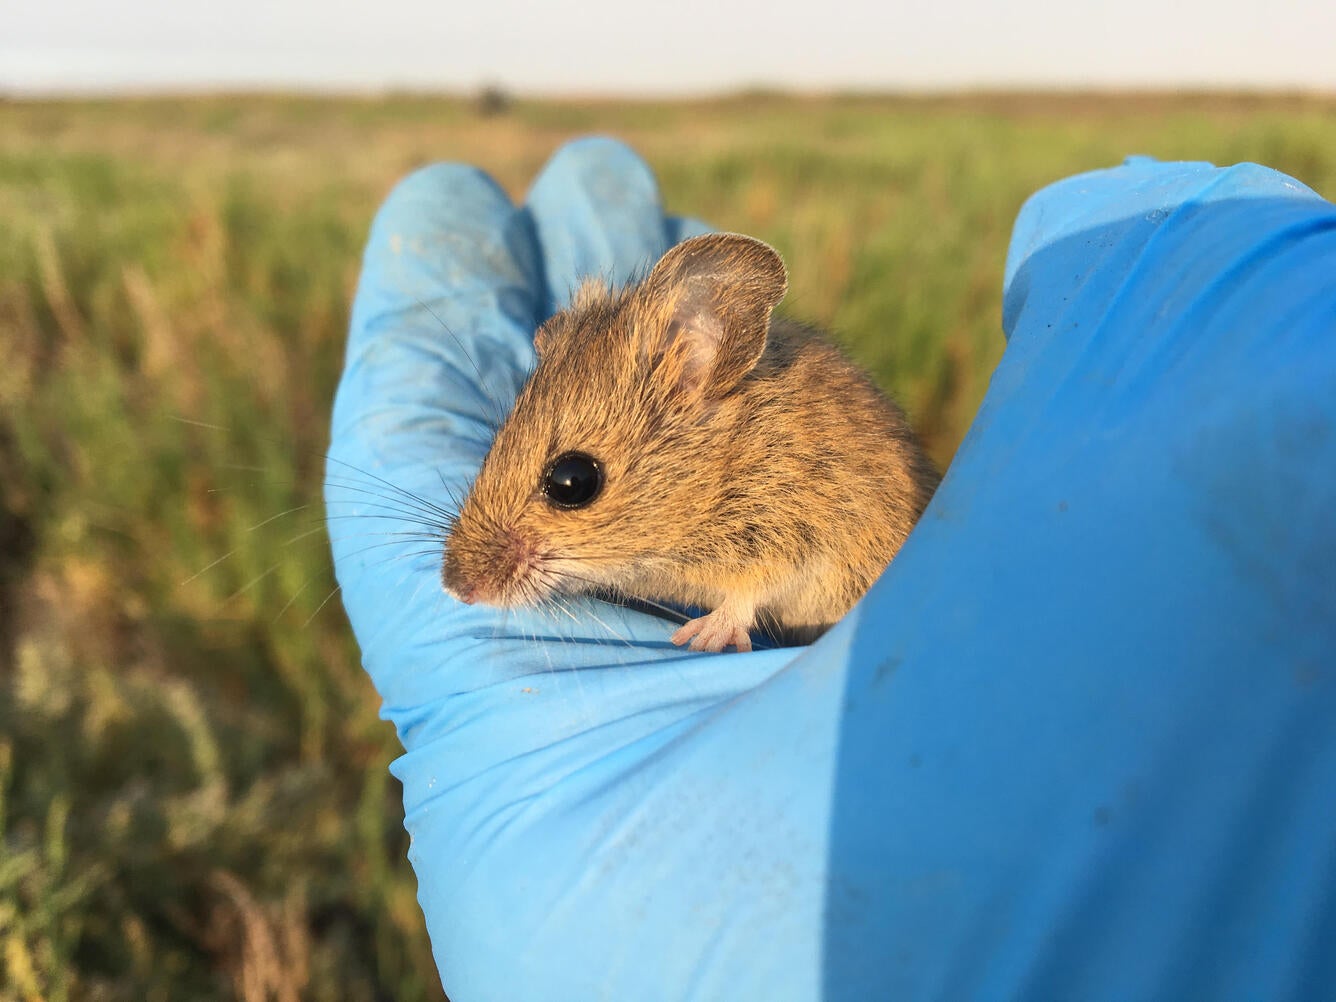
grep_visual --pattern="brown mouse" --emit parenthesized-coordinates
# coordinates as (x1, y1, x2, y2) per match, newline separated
(441, 233, 939, 652)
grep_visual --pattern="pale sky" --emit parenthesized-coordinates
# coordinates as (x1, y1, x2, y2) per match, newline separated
(4, 0, 1335, 94)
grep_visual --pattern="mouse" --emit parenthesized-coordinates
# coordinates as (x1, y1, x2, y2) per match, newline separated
(441, 232, 940, 652)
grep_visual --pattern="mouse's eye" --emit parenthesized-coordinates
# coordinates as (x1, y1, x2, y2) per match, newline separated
(542, 452, 604, 509)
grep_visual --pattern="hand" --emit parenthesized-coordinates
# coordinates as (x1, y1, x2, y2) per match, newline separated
(327, 140, 1336, 1000)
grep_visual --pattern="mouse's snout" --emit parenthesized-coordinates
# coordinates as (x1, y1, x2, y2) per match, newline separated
(441, 520, 546, 609)
(448, 583, 478, 605)
(441, 531, 484, 604)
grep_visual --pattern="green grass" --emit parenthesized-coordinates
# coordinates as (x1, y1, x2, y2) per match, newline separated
(1, 91, 1333, 1000)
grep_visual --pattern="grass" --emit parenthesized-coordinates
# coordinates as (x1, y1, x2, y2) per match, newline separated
(1, 91, 1333, 1000)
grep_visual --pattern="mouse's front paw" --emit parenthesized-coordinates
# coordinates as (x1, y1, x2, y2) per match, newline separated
(671, 608, 754, 653)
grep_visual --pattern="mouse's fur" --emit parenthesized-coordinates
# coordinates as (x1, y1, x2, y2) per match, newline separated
(442, 233, 939, 651)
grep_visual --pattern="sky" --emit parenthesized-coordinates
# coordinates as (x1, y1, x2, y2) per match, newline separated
(4, 0, 1335, 95)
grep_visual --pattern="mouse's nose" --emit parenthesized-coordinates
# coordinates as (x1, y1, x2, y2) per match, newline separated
(442, 571, 478, 604)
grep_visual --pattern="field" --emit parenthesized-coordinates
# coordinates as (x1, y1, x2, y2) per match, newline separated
(1, 92, 1334, 1000)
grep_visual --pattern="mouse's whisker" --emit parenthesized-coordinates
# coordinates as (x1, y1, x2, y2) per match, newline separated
(538, 567, 689, 629)
(223, 560, 287, 602)
(181, 546, 240, 586)
(301, 582, 344, 629)
(415, 296, 512, 435)
(333, 538, 445, 565)
(280, 523, 335, 549)
(577, 604, 635, 649)
(324, 454, 460, 522)
(435, 470, 467, 518)
(322, 493, 456, 532)
(321, 498, 452, 522)
(241, 503, 310, 533)
(321, 509, 451, 536)
(324, 479, 458, 523)
(319, 528, 445, 542)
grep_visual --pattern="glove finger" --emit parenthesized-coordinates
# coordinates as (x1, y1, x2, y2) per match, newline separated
(527, 136, 682, 315)
(327, 162, 542, 704)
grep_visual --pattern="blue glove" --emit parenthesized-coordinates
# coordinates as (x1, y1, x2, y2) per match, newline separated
(328, 139, 1336, 1001)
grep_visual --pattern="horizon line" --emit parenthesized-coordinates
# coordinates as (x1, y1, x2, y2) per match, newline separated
(6, 82, 1336, 102)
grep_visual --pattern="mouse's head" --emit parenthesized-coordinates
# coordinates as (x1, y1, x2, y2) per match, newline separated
(442, 232, 787, 608)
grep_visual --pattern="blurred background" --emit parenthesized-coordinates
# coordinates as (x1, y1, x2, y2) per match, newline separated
(2, 1, 1334, 998)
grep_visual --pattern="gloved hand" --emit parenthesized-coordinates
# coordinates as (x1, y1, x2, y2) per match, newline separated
(328, 137, 1336, 1001)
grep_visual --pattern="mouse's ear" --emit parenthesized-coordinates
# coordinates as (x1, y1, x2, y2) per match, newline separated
(638, 234, 788, 398)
